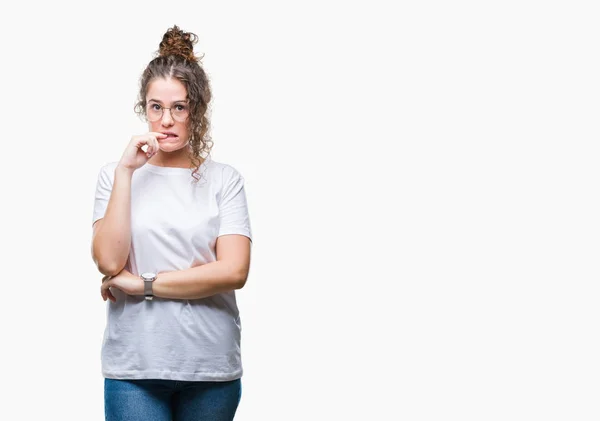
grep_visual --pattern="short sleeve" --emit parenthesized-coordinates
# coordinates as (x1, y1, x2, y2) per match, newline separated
(92, 164, 115, 225)
(218, 165, 252, 242)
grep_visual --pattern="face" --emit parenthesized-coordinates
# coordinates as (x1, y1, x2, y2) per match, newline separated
(145, 77, 191, 153)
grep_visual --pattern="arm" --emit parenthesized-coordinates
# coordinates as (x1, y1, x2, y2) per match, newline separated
(100, 163, 253, 301)
(92, 165, 134, 276)
(101, 234, 251, 301)
(152, 164, 254, 298)
(154, 234, 251, 299)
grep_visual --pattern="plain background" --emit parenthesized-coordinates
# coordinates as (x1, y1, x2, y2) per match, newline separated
(0, 0, 598, 419)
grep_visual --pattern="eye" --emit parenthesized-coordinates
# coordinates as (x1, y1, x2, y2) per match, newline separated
(150, 103, 162, 111)
(175, 104, 187, 111)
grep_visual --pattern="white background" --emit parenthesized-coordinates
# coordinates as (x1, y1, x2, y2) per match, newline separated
(0, 0, 598, 419)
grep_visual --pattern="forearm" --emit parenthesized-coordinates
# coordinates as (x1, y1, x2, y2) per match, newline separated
(92, 166, 134, 276)
(153, 261, 246, 300)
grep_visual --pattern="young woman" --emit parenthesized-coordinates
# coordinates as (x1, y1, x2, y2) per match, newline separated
(91, 25, 252, 421)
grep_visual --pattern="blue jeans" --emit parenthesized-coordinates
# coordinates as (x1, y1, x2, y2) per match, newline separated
(104, 378, 242, 420)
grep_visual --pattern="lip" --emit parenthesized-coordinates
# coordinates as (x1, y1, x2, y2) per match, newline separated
(160, 132, 179, 139)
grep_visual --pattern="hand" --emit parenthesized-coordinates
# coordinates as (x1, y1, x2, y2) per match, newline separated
(101, 270, 144, 302)
(101, 275, 116, 302)
(117, 132, 168, 171)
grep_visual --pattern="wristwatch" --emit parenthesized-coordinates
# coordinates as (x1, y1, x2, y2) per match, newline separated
(140, 272, 157, 301)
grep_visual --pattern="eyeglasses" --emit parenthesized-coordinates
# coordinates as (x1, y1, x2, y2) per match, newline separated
(146, 102, 190, 122)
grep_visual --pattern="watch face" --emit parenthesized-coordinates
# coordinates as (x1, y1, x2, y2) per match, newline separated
(141, 272, 156, 280)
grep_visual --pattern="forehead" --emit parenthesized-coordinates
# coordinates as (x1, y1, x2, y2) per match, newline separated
(146, 77, 187, 101)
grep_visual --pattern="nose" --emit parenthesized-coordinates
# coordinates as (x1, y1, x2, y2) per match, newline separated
(161, 108, 175, 126)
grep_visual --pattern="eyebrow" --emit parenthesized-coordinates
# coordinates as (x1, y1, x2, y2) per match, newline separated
(147, 99, 188, 104)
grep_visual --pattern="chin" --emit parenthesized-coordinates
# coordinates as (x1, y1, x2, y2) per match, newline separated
(159, 143, 188, 153)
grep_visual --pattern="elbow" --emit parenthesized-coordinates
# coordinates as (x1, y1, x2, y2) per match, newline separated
(93, 252, 126, 277)
(97, 262, 125, 277)
(91, 222, 131, 277)
(233, 269, 249, 290)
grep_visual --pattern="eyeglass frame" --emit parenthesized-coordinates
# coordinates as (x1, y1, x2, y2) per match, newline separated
(145, 100, 190, 122)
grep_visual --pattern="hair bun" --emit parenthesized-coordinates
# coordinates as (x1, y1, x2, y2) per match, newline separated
(158, 25, 199, 63)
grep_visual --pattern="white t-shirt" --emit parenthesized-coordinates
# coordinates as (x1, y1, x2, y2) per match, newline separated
(92, 158, 252, 381)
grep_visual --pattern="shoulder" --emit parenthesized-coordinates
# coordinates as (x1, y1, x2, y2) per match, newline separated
(96, 161, 120, 184)
(203, 158, 244, 181)
(202, 159, 247, 200)
(98, 161, 119, 175)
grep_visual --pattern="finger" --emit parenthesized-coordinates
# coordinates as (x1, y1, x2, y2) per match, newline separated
(133, 136, 150, 149)
(133, 134, 159, 150)
(134, 133, 164, 155)
(101, 281, 117, 302)
(151, 133, 167, 153)
(146, 137, 157, 158)
(149, 132, 169, 138)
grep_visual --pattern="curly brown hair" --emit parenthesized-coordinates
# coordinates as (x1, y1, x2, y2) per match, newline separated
(134, 25, 213, 181)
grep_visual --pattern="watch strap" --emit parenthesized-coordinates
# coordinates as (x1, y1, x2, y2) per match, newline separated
(143, 276, 155, 300)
